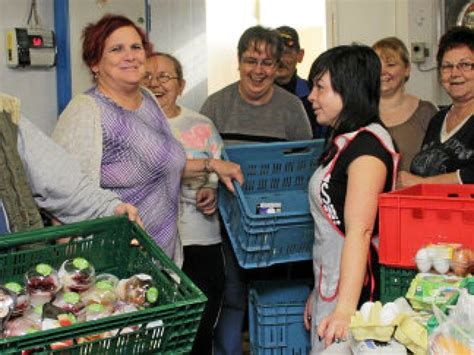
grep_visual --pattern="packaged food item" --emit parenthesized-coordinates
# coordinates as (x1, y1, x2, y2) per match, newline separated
(3, 317, 40, 337)
(41, 303, 77, 329)
(350, 338, 408, 355)
(429, 288, 474, 354)
(58, 258, 95, 293)
(451, 247, 472, 276)
(4, 282, 29, 317)
(41, 303, 77, 350)
(0, 286, 16, 332)
(393, 314, 428, 355)
(415, 248, 431, 273)
(414, 244, 471, 275)
(76, 304, 112, 343)
(82, 273, 118, 308)
(350, 301, 402, 342)
(406, 273, 463, 310)
(24, 305, 43, 328)
(83, 303, 111, 321)
(110, 301, 140, 335)
(116, 274, 159, 308)
(52, 291, 85, 318)
(256, 202, 282, 214)
(25, 264, 60, 306)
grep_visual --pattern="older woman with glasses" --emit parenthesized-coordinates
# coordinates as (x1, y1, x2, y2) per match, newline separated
(52, 15, 243, 264)
(141, 52, 225, 355)
(398, 26, 474, 187)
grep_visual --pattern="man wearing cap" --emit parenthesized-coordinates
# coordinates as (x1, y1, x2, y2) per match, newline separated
(276, 26, 326, 139)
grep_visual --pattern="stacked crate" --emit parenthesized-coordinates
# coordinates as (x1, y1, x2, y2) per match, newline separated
(218, 140, 324, 353)
(378, 184, 474, 302)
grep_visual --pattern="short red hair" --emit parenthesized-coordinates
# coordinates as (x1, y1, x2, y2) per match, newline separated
(82, 14, 153, 75)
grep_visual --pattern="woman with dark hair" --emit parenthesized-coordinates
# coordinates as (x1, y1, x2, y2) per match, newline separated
(302, 44, 399, 352)
(399, 26, 474, 187)
(52, 14, 242, 264)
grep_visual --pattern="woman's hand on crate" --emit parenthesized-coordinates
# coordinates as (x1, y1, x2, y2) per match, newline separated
(210, 159, 244, 194)
(397, 171, 425, 188)
(114, 203, 144, 229)
(398, 170, 460, 189)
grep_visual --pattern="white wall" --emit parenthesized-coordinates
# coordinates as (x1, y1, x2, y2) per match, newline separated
(0, 0, 56, 134)
(69, 0, 146, 97)
(149, 0, 207, 111)
(205, 0, 326, 96)
(206, 0, 256, 95)
(327, 0, 445, 106)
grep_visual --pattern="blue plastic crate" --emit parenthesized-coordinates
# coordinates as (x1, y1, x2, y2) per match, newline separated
(249, 280, 312, 355)
(218, 140, 324, 268)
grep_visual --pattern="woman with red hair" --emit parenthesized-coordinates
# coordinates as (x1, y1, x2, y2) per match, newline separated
(52, 15, 242, 264)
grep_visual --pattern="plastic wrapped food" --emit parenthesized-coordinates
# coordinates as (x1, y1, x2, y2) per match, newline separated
(84, 303, 111, 322)
(25, 264, 60, 306)
(52, 291, 85, 318)
(4, 282, 29, 317)
(58, 258, 95, 293)
(0, 286, 16, 333)
(41, 304, 77, 351)
(110, 301, 140, 335)
(82, 274, 118, 308)
(4, 317, 40, 337)
(24, 305, 43, 328)
(116, 274, 159, 307)
(451, 248, 472, 276)
(76, 304, 112, 343)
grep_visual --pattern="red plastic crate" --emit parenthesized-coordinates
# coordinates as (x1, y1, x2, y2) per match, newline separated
(379, 184, 474, 268)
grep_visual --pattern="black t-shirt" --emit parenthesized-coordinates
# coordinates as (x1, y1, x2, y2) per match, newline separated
(324, 131, 394, 236)
(410, 108, 474, 183)
(322, 131, 394, 303)
(321, 131, 394, 304)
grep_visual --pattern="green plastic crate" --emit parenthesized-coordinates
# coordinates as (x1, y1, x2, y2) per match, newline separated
(0, 216, 206, 354)
(380, 266, 417, 303)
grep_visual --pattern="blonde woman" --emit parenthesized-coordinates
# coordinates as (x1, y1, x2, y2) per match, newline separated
(373, 37, 437, 171)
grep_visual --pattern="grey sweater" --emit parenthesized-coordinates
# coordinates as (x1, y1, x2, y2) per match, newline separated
(17, 117, 121, 223)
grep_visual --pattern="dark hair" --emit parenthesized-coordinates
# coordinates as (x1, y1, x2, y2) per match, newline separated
(148, 52, 184, 82)
(237, 25, 283, 63)
(308, 45, 383, 165)
(82, 14, 153, 76)
(437, 26, 474, 69)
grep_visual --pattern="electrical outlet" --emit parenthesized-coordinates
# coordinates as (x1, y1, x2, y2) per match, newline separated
(411, 42, 426, 63)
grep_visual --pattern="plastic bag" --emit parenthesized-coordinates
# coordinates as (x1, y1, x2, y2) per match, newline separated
(429, 288, 474, 354)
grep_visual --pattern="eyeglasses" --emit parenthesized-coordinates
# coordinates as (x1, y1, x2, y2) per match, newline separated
(143, 72, 179, 83)
(241, 57, 276, 69)
(440, 61, 474, 74)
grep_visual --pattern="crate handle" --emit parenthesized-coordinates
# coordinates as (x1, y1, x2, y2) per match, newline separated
(282, 146, 312, 155)
(0, 216, 129, 249)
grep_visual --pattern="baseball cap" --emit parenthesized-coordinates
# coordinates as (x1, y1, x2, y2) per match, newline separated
(277, 26, 300, 50)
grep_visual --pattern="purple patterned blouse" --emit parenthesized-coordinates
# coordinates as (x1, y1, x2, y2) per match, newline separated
(88, 88, 186, 258)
